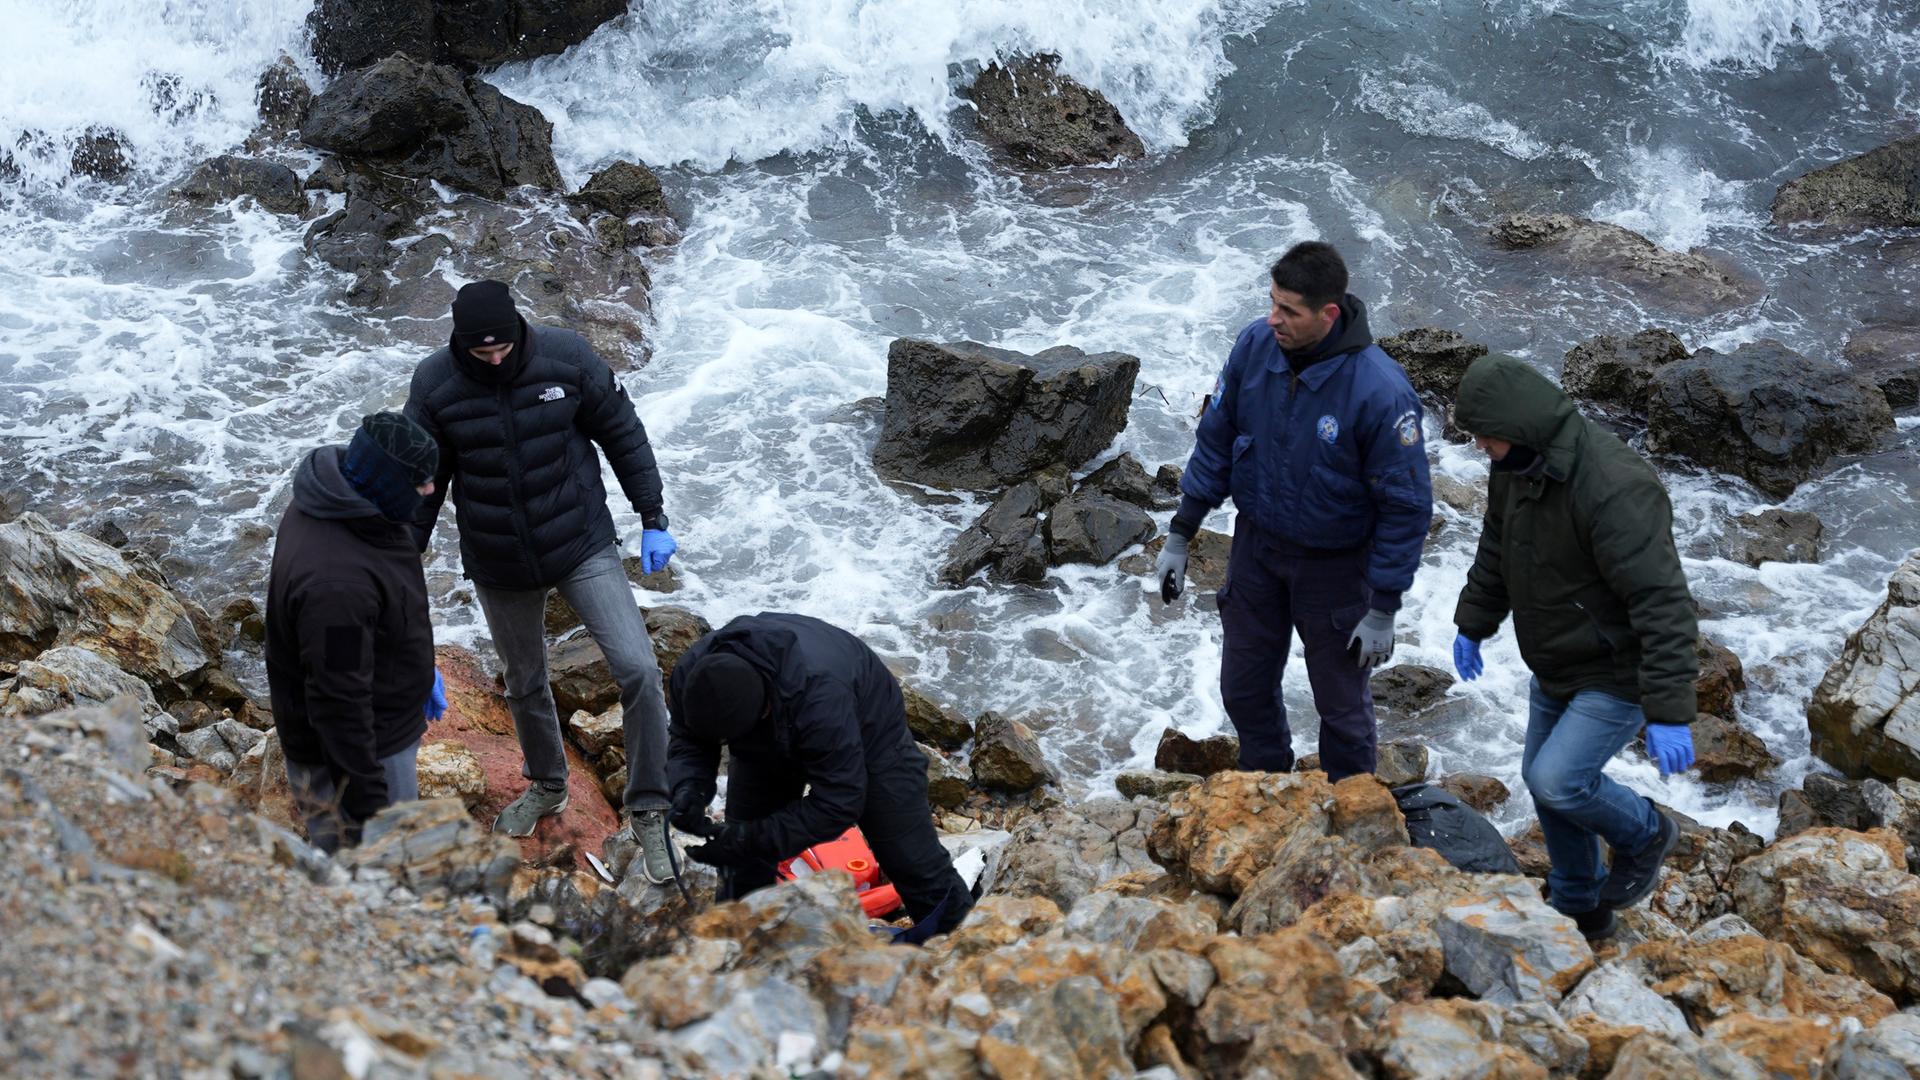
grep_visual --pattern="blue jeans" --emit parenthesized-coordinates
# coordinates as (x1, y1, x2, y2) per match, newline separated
(473, 544, 671, 813)
(288, 740, 419, 854)
(1523, 679, 1662, 915)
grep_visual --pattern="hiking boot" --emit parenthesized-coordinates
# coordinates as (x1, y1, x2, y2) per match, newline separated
(1600, 804, 1680, 911)
(494, 782, 569, 837)
(1572, 906, 1617, 942)
(628, 808, 676, 885)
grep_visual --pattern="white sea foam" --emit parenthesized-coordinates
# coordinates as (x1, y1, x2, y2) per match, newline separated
(1592, 144, 1758, 253)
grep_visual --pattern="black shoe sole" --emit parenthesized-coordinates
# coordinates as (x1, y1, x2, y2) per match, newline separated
(1604, 812, 1679, 911)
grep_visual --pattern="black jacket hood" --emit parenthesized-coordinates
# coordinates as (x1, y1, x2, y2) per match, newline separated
(292, 446, 382, 521)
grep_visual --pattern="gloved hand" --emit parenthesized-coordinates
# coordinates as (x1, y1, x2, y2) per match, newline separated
(423, 669, 447, 720)
(1154, 533, 1190, 602)
(1645, 723, 1695, 776)
(669, 780, 718, 837)
(1453, 634, 1484, 682)
(639, 528, 678, 575)
(685, 822, 756, 869)
(1347, 609, 1396, 669)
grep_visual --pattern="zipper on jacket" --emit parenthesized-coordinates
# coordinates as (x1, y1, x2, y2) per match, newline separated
(1571, 599, 1618, 653)
(498, 383, 541, 581)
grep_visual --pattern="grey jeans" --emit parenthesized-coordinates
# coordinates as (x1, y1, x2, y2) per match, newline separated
(473, 544, 671, 813)
(287, 740, 420, 854)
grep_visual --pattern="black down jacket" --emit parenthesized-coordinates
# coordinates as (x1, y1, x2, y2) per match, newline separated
(404, 321, 667, 590)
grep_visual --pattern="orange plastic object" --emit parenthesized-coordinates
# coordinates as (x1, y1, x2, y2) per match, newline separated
(777, 825, 903, 918)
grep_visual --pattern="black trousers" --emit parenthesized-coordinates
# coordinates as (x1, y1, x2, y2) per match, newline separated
(720, 744, 974, 934)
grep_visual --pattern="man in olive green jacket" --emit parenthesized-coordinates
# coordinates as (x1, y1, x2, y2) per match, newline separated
(1450, 354, 1697, 941)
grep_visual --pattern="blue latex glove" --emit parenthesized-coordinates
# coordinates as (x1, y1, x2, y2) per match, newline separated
(424, 669, 447, 720)
(1645, 723, 1695, 776)
(1452, 633, 1484, 682)
(639, 528, 678, 575)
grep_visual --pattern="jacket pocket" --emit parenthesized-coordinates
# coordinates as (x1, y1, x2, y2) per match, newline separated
(1227, 434, 1257, 513)
(1301, 463, 1373, 549)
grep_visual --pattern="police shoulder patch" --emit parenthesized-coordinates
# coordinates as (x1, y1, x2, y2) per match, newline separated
(1395, 409, 1421, 447)
(1317, 414, 1340, 443)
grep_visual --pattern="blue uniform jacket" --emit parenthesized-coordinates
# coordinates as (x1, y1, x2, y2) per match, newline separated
(1176, 299, 1433, 609)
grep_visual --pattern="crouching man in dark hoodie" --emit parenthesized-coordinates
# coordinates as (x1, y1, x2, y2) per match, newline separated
(267, 413, 444, 853)
(666, 613, 975, 938)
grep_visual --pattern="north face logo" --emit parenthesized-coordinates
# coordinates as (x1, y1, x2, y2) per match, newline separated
(539, 386, 565, 403)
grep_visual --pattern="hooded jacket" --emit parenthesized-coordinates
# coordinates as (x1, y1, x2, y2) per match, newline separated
(1175, 297, 1433, 608)
(266, 447, 434, 822)
(665, 613, 918, 862)
(1452, 355, 1699, 723)
(404, 322, 666, 590)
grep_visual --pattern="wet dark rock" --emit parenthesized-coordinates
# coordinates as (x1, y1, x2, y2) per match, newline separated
(970, 711, 1054, 793)
(959, 53, 1144, 169)
(1116, 770, 1202, 800)
(0, 489, 24, 524)
(1777, 774, 1872, 840)
(1078, 452, 1158, 509)
(1719, 508, 1823, 567)
(1044, 490, 1154, 567)
(70, 127, 131, 180)
(304, 172, 428, 295)
(1810, 554, 1920, 781)
(872, 338, 1139, 492)
(1560, 328, 1690, 415)
(936, 481, 1050, 586)
(1695, 635, 1745, 722)
(306, 0, 627, 75)
(902, 684, 973, 749)
(300, 56, 561, 199)
(923, 745, 971, 810)
(547, 605, 711, 716)
(1490, 213, 1763, 314)
(1846, 324, 1920, 409)
(1152, 464, 1183, 507)
(1371, 664, 1455, 720)
(174, 156, 307, 215)
(1437, 773, 1511, 813)
(1771, 135, 1920, 230)
(1153, 727, 1240, 777)
(303, 157, 350, 193)
(1647, 339, 1894, 498)
(1376, 740, 1430, 788)
(255, 57, 313, 132)
(1377, 328, 1489, 402)
(567, 160, 670, 221)
(1686, 714, 1779, 784)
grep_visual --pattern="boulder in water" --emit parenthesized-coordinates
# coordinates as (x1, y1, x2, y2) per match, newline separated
(173, 156, 308, 215)
(567, 160, 670, 221)
(1695, 635, 1746, 721)
(936, 481, 1051, 586)
(1436, 773, 1511, 814)
(69, 126, 131, 180)
(1077, 452, 1160, 509)
(300, 56, 561, 198)
(1489, 213, 1762, 314)
(872, 338, 1138, 491)
(1847, 324, 1920, 409)
(970, 711, 1054, 793)
(1809, 554, 1920, 782)
(1685, 714, 1779, 784)
(255, 56, 313, 132)
(1771, 135, 1920, 230)
(1377, 328, 1489, 402)
(1646, 339, 1893, 498)
(1560, 328, 1690, 415)
(306, 0, 628, 75)
(1044, 489, 1154, 567)
(1153, 727, 1240, 777)
(959, 53, 1145, 169)
(1719, 508, 1823, 567)
(902, 683, 973, 749)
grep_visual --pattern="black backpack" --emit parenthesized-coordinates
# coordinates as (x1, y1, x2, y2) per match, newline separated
(1393, 783, 1522, 875)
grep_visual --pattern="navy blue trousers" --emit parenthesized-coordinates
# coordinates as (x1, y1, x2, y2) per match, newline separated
(1218, 522, 1378, 781)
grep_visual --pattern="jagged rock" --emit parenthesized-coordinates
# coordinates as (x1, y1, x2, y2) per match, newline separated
(1720, 508, 1824, 567)
(176, 725, 238, 773)
(1648, 815, 1764, 931)
(1368, 1000, 1549, 1080)
(1708, 1013, 1848, 1079)
(303, 171, 426, 290)
(173, 155, 307, 215)
(1779, 774, 1874, 839)
(306, 0, 627, 75)
(564, 707, 625, 760)
(979, 798, 1161, 911)
(1607, 1030, 1768, 1080)
(924, 745, 971, 810)
(1153, 727, 1241, 777)
(568, 160, 669, 221)
(1490, 213, 1762, 314)
(1437, 773, 1511, 813)
(1149, 771, 1408, 897)
(1847, 324, 1920, 409)
(1058, 891, 1217, 954)
(1647, 339, 1893, 498)
(1079, 453, 1159, 509)
(70, 126, 131, 180)
(1119, 529, 1233, 599)
(844, 1025, 979, 1077)
(1186, 930, 1386, 1078)
(1116, 770, 1201, 800)
(1616, 931, 1896, 1030)
(255, 57, 313, 131)
(1729, 828, 1920, 1001)
(0, 645, 158, 717)
(1560, 328, 1690, 414)
(958, 52, 1144, 169)
(1562, 962, 1691, 1037)
(342, 797, 520, 898)
(1045, 489, 1155, 566)
(1686, 714, 1778, 783)
(1697, 635, 1747, 722)
(969, 711, 1053, 793)
(1821, 1012, 1920, 1078)
(898, 685, 971, 751)
(936, 481, 1051, 586)
(0, 514, 213, 697)
(1772, 136, 1920, 230)
(1811, 554, 1920, 781)
(1377, 740, 1430, 788)
(415, 740, 487, 805)
(872, 338, 1139, 491)
(1437, 879, 1594, 1004)
(547, 605, 712, 716)
(300, 56, 561, 198)
(1371, 664, 1455, 720)
(1860, 778, 1920, 866)
(1377, 328, 1490, 402)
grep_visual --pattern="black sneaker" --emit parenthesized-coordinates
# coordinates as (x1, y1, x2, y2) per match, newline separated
(1572, 906, 1617, 942)
(1600, 806, 1679, 911)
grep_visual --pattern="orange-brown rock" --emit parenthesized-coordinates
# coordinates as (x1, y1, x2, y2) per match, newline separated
(1624, 934, 1896, 1028)
(1728, 827, 1920, 1002)
(1567, 1015, 1644, 1080)
(1703, 1013, 1844, 1080)
(1149, 771, 1408, 897)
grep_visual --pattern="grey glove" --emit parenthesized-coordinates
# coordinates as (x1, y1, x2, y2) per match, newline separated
(1348, 609, 1396, 669)
(1155, 533, 1191, 602)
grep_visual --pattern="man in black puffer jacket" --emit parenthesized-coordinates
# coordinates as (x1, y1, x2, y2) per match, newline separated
(267, 412, 442, 852)
(405, 281, 682, 884)
(666, 613, 975, 938)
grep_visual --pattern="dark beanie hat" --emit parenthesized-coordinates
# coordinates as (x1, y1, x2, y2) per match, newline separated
(342, 412, 439, 522)
(681, 653, 767, 742)
(451, 279, 521, 353)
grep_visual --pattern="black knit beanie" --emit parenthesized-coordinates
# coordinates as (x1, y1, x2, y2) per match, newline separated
(681, 653, 768, 742)
(342, 412, 439, 522)
(451, 279, 522, 355)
